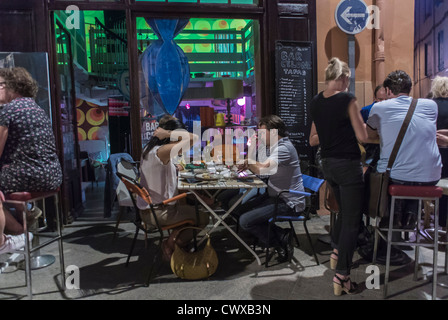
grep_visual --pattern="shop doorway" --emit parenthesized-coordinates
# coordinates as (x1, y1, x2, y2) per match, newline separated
(54, 10, 131, 219)
(52, 9, 261, 220)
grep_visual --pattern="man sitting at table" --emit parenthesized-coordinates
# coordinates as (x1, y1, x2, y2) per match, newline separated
(237, 115, 306, 262)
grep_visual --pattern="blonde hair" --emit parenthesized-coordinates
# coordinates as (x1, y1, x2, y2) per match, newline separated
(325, 57, 351, 82)
(431, 76, 448, 99)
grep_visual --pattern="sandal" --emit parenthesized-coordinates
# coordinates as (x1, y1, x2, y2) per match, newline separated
(330, 251, 338, 270)
(333, 274, 358, 296)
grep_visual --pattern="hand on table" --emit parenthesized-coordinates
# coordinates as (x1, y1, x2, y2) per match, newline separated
(237, 159, 249, 172)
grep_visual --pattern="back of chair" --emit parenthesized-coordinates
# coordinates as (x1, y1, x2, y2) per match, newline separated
(302, 175, 325, 193)
(117, 172, 153, 207)
(116, 159, 139, 207)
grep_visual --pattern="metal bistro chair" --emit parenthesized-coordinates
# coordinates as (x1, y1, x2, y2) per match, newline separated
(2, 189, 65, 299)
(114, 158, 139, 238)
(116, 172, 195, 286)
(266, 174, 325, 267)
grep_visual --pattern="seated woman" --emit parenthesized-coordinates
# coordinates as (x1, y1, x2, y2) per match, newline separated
(0, 67, 62, 248)
(138, 119, 209, 251)
(0, 191, 33, 254)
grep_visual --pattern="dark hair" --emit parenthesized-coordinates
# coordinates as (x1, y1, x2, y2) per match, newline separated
(374, 85, 383, 97)
(258, 115, 288, 137)
(383, 70, 412, 95)
(142, 119, 186, 159)
(0, 67, 38, 99)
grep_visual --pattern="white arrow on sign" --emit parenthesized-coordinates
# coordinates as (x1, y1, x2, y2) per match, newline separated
(341, 6, 367, 25)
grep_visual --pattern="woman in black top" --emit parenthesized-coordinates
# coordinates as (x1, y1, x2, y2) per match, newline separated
(309, 58, 368, 296)
(432, 76, 448, 229)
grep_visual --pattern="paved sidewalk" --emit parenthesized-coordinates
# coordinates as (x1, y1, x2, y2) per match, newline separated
(0, 211, 446, 300)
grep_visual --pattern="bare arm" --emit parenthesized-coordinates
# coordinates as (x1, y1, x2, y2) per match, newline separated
(0, 126, 8, 159)
(366, 126, 380, 144)
(247, 158, 277, 175)
(155, 128, 198, 165)
(309, 122, 319, 147)
(437, 130, 448, 147)
(348, 99, 368, 144)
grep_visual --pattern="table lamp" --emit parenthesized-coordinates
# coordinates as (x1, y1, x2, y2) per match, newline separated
(213, 79, 244, 126)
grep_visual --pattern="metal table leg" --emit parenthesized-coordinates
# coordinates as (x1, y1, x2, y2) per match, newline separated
(192, 189, 262, 265)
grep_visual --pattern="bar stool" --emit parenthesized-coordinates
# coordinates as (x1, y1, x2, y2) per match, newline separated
(373, 184, 443, 300)
(434, 178, 448, 276)
(3, 189, 65, 299)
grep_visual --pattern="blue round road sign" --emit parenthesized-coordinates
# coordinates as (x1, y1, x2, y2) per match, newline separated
(335, 0, 369, 35)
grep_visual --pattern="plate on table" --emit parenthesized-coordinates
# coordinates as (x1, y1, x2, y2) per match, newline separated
(180, 171, 195, 179)
(195, 173, 220, 181)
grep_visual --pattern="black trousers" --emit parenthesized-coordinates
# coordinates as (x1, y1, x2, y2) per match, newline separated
(321, 157, 364, 276)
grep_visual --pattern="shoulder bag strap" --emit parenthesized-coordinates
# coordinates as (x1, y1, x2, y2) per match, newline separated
(386, 98, 418, 172)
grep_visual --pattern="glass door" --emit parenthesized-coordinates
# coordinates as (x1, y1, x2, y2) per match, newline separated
(55, 20, 83, 223)
(134, 15, 261, 161)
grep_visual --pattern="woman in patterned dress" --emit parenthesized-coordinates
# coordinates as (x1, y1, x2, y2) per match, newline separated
(0, 67, 62, 252)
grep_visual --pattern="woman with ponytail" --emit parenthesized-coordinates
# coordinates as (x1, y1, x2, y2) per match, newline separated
(309, 58, 369, 296)
(138, 119, 208, 251)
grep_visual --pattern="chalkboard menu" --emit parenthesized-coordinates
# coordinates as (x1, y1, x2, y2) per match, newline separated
(275, 41, 314, 160)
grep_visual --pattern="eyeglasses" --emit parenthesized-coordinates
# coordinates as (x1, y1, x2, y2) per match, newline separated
(0, 82, 6, 89)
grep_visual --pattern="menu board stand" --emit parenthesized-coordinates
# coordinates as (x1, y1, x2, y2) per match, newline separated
(275, 41, 315, 163)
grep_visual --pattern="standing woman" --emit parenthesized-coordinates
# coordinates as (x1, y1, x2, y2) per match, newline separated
(309, 58, 368, 296)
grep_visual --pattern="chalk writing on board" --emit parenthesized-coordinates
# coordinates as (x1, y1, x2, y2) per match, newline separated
(275, 42, 314, 160)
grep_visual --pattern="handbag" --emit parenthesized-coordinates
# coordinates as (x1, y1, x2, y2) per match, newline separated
(170, 226, 218, 280)
(367, 98, 418, 219)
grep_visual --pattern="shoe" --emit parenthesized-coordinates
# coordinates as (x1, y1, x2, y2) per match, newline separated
(333, 274, 358, 296)
(277, 228, 294, 263)
(275, 246, 288, 263)
(27, 206, 42, 226)
(0, 233, 33, 255)
(330, 252, 338, 270)
(285, 229, 295, 261)
(401, 212, 417, 230)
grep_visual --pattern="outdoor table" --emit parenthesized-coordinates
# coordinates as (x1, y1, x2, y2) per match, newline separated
(178, 169, 267, 265)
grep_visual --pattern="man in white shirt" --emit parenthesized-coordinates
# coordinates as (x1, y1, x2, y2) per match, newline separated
(367, 70, 442, 228)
